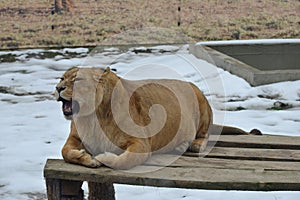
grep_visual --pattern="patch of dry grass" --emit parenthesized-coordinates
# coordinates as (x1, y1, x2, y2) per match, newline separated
(0, 0, 299, 49)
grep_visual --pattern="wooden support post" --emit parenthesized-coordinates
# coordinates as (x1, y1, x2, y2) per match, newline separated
(88, 182, 115, 200)
(46, 178, 84, 200)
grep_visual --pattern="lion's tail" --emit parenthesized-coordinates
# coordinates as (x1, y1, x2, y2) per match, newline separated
(210, 124, 262, 135)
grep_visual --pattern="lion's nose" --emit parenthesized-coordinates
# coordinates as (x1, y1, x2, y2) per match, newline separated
(56, 86, 66, 93)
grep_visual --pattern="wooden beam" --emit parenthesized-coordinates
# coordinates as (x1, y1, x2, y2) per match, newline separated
(44, 159, 300, 191)
(212, 135, 300, 149)
(145, 154, 300, 171)
(184, 147, 300, 161)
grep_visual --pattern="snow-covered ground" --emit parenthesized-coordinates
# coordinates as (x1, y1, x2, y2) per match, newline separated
(0, 44, 299, 199)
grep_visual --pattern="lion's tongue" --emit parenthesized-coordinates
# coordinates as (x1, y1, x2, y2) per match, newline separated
(63, 101, 72, 115)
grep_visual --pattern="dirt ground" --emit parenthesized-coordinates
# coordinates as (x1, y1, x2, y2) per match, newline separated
(0, 0, 299, 49)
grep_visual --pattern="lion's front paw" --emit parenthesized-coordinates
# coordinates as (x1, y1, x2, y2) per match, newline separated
(94, 152, 118, 168)
(86, 158, 102, 168)
(79, 149, 102, 168)
(66, 149, 102, 168)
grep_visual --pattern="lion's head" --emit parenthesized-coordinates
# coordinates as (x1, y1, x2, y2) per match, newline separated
(55, 67, 103, 120)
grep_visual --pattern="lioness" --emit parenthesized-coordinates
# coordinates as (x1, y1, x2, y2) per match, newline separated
(55, 67, 260, 169)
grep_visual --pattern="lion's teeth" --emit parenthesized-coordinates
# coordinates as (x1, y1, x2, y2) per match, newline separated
(63, 101, 72, 113)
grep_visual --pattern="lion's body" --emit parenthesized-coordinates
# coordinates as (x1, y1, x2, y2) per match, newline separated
(55, 67, 259, 169)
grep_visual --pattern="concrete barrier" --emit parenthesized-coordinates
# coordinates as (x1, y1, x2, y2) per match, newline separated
(190, 39, 300, 86)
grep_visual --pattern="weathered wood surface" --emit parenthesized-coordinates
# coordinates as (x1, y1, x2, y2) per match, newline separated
(211, 134, 300, 149)
(146, 155, 300, 171)
(44, 134, 300, 199)
(45, 158, 300, 191)
(184, 147, 300, 161)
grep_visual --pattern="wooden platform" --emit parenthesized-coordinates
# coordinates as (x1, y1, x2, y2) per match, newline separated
(44, 134, 300, 200)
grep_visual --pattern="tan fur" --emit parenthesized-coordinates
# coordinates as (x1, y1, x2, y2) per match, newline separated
(56, 67, 258, 170)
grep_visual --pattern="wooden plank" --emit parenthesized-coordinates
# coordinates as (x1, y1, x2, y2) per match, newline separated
(184, 147, 300, 161)
(211, 135, 300, 149)
(44, 159, 300, 191)
(145, 154, 300, 171)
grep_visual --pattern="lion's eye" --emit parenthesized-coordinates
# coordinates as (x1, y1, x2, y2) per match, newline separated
(74, 77, 84, 82)
(60, 77, 64, 81)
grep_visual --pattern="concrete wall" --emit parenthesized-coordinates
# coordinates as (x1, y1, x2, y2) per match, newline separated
(208, 43, 300, 71)
(190, 42, 300, 86)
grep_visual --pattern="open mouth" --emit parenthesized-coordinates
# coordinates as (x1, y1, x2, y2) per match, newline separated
(57, 97, 79, 116)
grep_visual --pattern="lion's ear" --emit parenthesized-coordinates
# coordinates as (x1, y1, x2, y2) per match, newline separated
(104, 67, 111, 73)
(98, 67, 111, 82)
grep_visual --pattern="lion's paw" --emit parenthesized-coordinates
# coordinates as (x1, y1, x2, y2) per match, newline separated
(87, 158, 102, 168)
(189, 142, 206, 153)
(94, 152, 118, 167)
(72, 149, 102, 168)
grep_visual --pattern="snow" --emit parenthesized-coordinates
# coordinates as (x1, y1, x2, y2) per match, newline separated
(0, 44, 300, 199)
